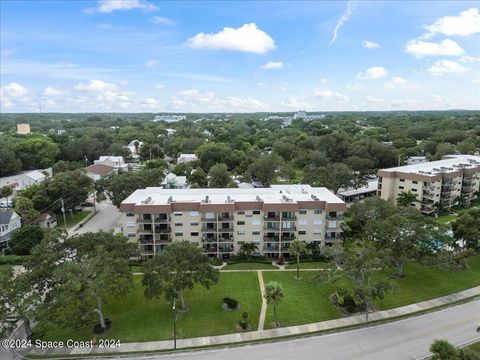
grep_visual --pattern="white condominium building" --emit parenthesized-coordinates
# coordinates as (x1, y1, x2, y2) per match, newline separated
(377, 155, 480, 214)
(119, 185, 346, 260)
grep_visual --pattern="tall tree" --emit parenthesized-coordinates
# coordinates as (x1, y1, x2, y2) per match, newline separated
(239, 242, 259, 265)
(247, 153, 284, 186)
(208, 163, 233, 188)
(0, 146, 22, 176)
(14, 135, 60, 169)
(289, 239, 307, 280)
(13, 196, 40, 224)
(264, 281, 284, 327)
(396, 190, 418, 207)
(452, 208, 480, 252)
(9, 225, 45, 255)
(303, 163, 366, 194)
(142, 241, 219, 311)
(0, 186, 13, 210)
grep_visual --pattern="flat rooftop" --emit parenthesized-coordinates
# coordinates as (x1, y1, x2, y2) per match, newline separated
(379, 155, 480, 176)
(122, 184, 344, 205)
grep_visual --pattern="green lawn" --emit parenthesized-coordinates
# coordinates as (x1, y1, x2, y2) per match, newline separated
(57, 211, 91, 229)
(224, 262, 276, 270)
(263, 271, 340, 329)
(465, 342, 480, 355)
(375, 255, 480, 310)
(129, 265, 143, 273)
(436, 214, 457, 224)
(285, 261, 330, 269)
(37, 272, 262, 342)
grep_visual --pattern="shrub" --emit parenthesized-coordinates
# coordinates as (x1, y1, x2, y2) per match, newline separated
(238, 319, 249, 330)
(276, 256, 285, 265)
(211, 257, 223, 266)
(0, 255, 30, 265)
(241, 312, 249, 320)
(223, 297, 239, 309)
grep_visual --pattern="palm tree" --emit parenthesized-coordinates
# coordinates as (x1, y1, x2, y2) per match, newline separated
(240, 242, 259, 269)
(396, 191, 417, 207)
(264, 281, 284, 327)
(306, 242, 319, 260)
(0, 186, 13, 210)
(289, 239, 307, 279)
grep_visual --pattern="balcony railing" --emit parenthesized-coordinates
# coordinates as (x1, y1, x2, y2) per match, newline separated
(218, 214, 234, 221)
(264, 236, 280, 242)
(264, 214, 280, 221)
(218, 227, 234, 233)
(154, 217, 170, 223)
(201, 216, 217, 222)
(326, 214, 344, 221)
(138, 218, 153, 224)
(154, 226, 171, 234)
(201, 226, 217, 232)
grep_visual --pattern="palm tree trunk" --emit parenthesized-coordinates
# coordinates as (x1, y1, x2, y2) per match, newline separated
(273, 302, 278, 326)
(296, 254, 300, 279)
(178, 288, 187, 310)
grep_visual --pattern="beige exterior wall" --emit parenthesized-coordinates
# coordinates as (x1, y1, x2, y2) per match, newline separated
(16, 123, 31, 135)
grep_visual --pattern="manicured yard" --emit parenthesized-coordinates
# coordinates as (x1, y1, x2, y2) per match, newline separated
(57, 211, 91, 229)
(129, 265, 143, 273)
(436, 213, 457, 224)
(224, 262, 276, 270)
(375, 255, 480, 310)
(37, 272, 262, 342)
(263, 271, 340, 329)
(465, 342, 480, 355)
(285, 261, 330, 269)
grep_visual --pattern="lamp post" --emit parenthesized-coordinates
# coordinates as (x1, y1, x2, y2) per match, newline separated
(173, 300, 177, 349)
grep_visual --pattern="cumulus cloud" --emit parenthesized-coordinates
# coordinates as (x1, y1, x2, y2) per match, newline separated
(346, 83, 363, 90)
(460, 55, 480, 63)
(405, 39, 464, 57)
(357, 66, 388, 80)
(172, 88, 270, 111)
(86, 0, 158, 13)
(150, 16, 175, 25)
(330, 0, 358, 44)
(155, 84, 165, 90)
(281, 97, 309, 109)
(0, 82, 28, 97)
(74, 80, 118, 92)
(43, 87, 65, 96)
(384, 77, 407, 89)
(427, 59, 466, 76)
(143, 97, 161, 109)
(314, 89, 349, 102)
(362, 40, 380, 49)
(261, 61, 284, 70)
(186, 23, 275, 54)
(423, 8, 480, 37)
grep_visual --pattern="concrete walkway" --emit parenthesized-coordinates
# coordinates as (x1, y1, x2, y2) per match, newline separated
(20, 285, 480, 357)
(257, 271, 267, 331)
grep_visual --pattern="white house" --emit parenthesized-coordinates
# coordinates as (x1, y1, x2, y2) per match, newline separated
(125, 140, 144, 158)
(94, 156, 128, 171)
(406, 156, 428, 165)
(153, 115, 186, 122)
(84, 164, 116, 181)
(165, 128, 177, 136)
(161, 173, 187, 189)
(177, 153, 198, 164)
(0, 168, 52, 194)
(0, 211, 21, 250)
(38, 213, 57, 229)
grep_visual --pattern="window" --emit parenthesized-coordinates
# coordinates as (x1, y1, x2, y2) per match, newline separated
(237, 221, 245, 225)
(252, 210, 261, 215)
(412, 181, 418, 184)
(399, 186, 404, 189)
(174, 222, 183, 227)
(204, 212, 215, 219)
(126, 212, 135, 217)
(237, 211, 245, 215)
(252, 231, 260, 235)
(252, 220, 261, 226)
(174, 232, 183, 237)
(400, 179, 405, 182)
(378, 184, 382, 190)
(299, 209, 307, 215)
(127, 233, 136, 238)
(237, 231, 245, 235)
(378, 176, 383, 183)
(190, 222, 199, 226)
(328, 221, 337, 229)
(313, 229, 322, 235)
(237, 241, 245, 245)
(298, 219, 307, 225)
(313, 220, 323, 225)
(126, 222, 136, 228)
(314, 209, 323, 214)
(412, 189, 417, 192)
(174, 212, 183, 217)
(190, 232, 199, 237)
(190, 211, 199, 216)
(298, 231, 306, 235)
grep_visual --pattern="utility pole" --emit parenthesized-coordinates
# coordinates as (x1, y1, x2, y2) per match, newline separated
(93, 191, 97, 213)
(173, 301, 177, 349)
(61, 197, 67, 228)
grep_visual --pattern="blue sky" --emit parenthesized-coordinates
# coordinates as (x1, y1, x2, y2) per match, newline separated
(1, 0, 479, 112)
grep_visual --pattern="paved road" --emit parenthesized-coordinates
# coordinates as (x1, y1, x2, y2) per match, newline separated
(129, 299, 480, 360)
(70, 201, 120, 235)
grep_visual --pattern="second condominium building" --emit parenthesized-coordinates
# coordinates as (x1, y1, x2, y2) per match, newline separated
(119, 185, 346, 260)
(377, 154, 480, 214)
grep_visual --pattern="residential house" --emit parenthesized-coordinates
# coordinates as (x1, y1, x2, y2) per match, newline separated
(94, 156, 128, 171)
(177, 154, 198, 164)
(16, 123, 31, 134)
(162, 173, 187, 189)
(406, 156, 428, 165)
(84, 164, 116, 181)
(125, 140, 144, 158)
(0, 168, 52, 195)
(0, 211, 21, 250)
(38, 213, 57, 228)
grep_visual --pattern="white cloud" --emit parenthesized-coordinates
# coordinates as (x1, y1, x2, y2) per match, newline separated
(74, 80, 118, 92)
(155, 84, 165, 90)
(362, 40, 380, 49)
(87, 0, 158, 13)
(143, 97, 161, 109)
(150, 16, 175, 26)
(460, 55, 480, 63)
(423, 8, 480, 37)
(261, 61, 284, 70)
(281, 97, 309, 109)
(364, 96, 383, 106)
(0, 82, 28, 97)
(43, 87, 65, 96)
(314, 89, 349, 102)
(186, 23, 275, 54)
(405, 39, 464, 57)
(330, 0, 358, 44)
(384, 77, 407, 89)
(145, 59, 159, 67)
(426, 59, 467, 76)
(172, 88, 270, 111)
(0, 49, 15, 58)
(346, 83, 363, 90)
(357, 66, 388, 80)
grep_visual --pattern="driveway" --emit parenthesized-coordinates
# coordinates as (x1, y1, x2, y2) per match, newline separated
(69, 201, 121, 235)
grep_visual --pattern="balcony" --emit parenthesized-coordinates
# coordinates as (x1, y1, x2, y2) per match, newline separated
(282, 214, 297, 221)
(201, 225, 217, 232)
(264, 235, 280, 242)
(263, 245, 279, 252)
(137, 227, 153, 234)
(202, 235, 217, 243)
(281, 226, 296, 231)
(201, 216, 217, 222)
(218, 226, 234, 233)
(138, 218, 153, 224)
(218, 214, 234, 221)
(154, 216, 170, 223)
(326, 213, 344, 221)
(154, 226, 171, 234)
(218, 246, 234, 253)
(264, 214, 280, 221)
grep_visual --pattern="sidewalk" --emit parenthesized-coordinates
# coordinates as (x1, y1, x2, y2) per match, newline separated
(21, 285, 480, 357)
